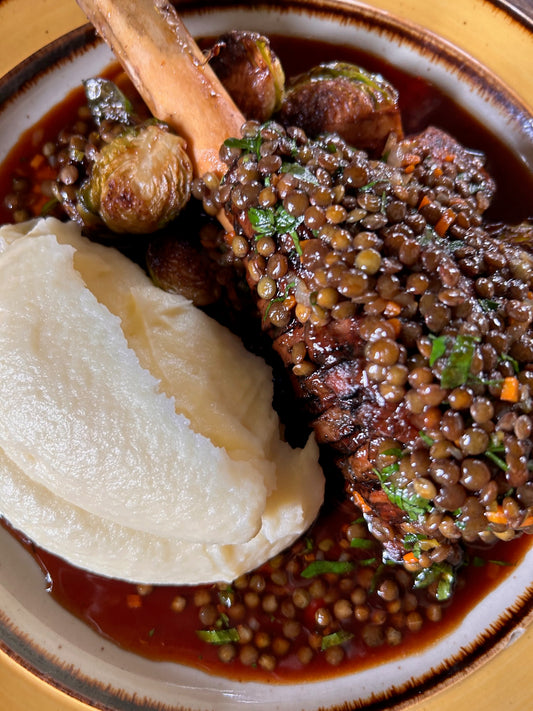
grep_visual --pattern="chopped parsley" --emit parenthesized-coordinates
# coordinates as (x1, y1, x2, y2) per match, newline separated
(484, 435, 508, 471)
(350, 537, 375, 550)
(413, 562, 455, 601)
(428, 334, 448, 367)
(321, 629, 354, 651)
(500, 352, 520, 374)
(196, 628, 240, 645)
(301, 560, 356, 578)
(374, 465, 433, 521)
(419, 430, 435, 447)
(280, 161, 319, 185)
(438, 334, 481, 389)
(223, 133, 263, 159)
(248, 204, 303, 255)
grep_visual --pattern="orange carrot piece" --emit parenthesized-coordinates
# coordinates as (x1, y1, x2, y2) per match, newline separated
(434, 207, 456, 237)
(126, 594, 142, 609)
(29, 154, 45, 170)
(387, 317, 402, 338)
(485, 507, 507, 525)
(500, 376, 520, 403)
(402, 552, 418, 565)
(418, 194, 431, 210)
(351, 489, 372, 515)
(519, 514, 533, 528)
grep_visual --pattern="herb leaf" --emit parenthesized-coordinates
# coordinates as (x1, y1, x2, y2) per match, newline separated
(439, 334, 480, 389)
(428, 334, 448, 367)
(350, 537, 375, 550)
(321, 629, 354, 650)
(374, 467, 433, 521)
(301, 560, 356, 578)
(224, 134, 262, 158)
(196, 628, 240, 645)
(413, 562, 455, 601)
(280, 162, 319, 185)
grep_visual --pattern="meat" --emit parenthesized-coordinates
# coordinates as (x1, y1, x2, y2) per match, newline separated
(210, 120, 533, 572)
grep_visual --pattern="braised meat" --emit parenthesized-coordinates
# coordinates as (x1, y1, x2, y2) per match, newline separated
(198, 120, 533, 574)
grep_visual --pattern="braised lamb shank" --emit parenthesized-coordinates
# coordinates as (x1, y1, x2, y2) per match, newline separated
(75, 0, 533, 583)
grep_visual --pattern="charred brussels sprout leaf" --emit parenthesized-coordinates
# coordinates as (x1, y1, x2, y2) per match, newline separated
(83, 78, 134, 126)
(78, 122, 193, 234)
(210, 30, 285, 122)
(280, 61, 403, 155)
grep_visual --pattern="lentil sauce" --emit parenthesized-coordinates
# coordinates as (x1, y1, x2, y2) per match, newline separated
(0, 35, 532, 684)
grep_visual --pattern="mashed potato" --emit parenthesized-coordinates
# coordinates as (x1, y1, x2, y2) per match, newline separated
(0, 218, 324, 584)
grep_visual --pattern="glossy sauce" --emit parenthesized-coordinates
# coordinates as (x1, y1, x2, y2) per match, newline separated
(0, 35, 532, 683)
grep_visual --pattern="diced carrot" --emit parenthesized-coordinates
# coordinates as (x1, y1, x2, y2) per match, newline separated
(500, 375, 520, 403)
(434, 207, 456, 237)
(126, 594, 142, 609)
(383, 300, 402, 317)
(351, 489, 372, 515)
(404, 163, 416, 174)
(29, 153, 45, 170)
(485, 507, 507, 525)
(444, 153, 456, 162)
(387, 317, 402, 338)
(433, 167, 443, 178)
(402, 552, 418, 565)
(418, 194, 431, 210)
(519, 514, 533, 529)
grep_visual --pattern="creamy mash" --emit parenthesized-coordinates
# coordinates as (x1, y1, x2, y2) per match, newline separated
(0, 218, 323, 584)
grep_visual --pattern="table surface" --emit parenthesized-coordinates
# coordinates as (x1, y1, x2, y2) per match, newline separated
(0, 0, 532, 709)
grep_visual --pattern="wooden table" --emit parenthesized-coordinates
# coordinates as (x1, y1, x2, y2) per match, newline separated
(0, 0, 532, 709)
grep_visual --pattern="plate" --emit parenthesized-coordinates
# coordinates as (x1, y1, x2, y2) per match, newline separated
(0, 1, 533, 710)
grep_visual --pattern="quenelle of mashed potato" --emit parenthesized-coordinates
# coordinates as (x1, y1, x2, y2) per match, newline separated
(0, 218, 324, 584)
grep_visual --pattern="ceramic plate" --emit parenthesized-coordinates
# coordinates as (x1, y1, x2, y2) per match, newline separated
(0, 2, 533, 710)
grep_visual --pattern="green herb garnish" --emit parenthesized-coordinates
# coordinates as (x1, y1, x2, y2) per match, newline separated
(248, 204, 303, 255)
(479, 298, 499, 312)
(428, 334, 448, 367)
(350, 537, 375, 550)
(224, 133, 263, 159)
(500, 353, 520, 374)
(321, 629, 354, 651)
(419, 430, 435, 447)
(485, 436, 508, 472)
(373, 467, 432, 521)
(196, 629, 240, 645)
(439, 334, 480, 389)
(301, 560, 356, 578)
(413, 562, 455, 601)
(280, 162, 319, 185)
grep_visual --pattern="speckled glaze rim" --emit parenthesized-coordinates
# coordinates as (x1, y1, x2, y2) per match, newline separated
(0, 2, 532, 710)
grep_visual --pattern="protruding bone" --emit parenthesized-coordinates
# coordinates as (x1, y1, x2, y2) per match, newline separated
(76, 0, 245, 181)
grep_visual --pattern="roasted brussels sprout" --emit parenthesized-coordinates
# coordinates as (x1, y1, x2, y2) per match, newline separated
(280, 61, 403, 155)
(146, 229, 221, 306)
(78, 121, 193, 234)
(209, 30, 285, 122)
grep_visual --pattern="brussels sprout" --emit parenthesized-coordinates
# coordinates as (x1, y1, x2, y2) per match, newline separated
(146, 229, 221, 307)
(280, 61, 403, 155)
(209, 31, 285, 122)
(82, 77, 134, 126)
(78, 121, 193, 234)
